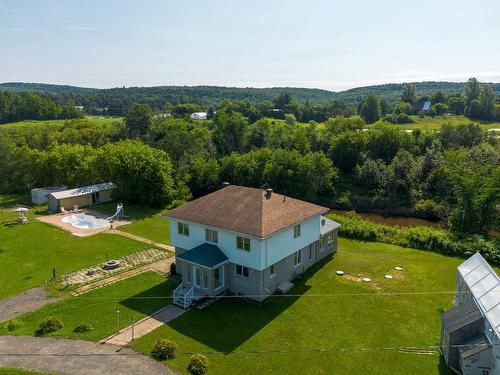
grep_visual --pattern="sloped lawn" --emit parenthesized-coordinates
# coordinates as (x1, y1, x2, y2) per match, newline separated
(0, 272, 177, 341)
(133, 238, 460, 374)
(93, 203, 171, 245)
(0, 220, 152, 299)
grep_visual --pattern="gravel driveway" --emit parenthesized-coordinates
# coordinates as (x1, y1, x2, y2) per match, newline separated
(0, 336, 175, 375)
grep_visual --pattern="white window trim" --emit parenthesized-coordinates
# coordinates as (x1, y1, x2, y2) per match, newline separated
(270, 264, 276, 278)
(236, 264, 250, 278)
(293, 224, 301, 238)
(236, 236, 251, 252)
(294, 250, 302, 267)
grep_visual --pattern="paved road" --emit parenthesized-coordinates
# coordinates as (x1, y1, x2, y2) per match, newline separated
(0, 336, 175, 375)
(0, 288, 60, 323)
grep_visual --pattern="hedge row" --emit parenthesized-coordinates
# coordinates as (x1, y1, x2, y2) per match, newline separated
(327, 212, 500, 264)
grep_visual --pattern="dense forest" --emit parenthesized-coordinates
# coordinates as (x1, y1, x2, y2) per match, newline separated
(1, 78, 499, 246)
(1, 79, 499, 123)
(2, 80, 500, 113)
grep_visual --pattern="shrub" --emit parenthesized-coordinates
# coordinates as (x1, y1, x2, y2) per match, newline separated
(188, 354, 208, 375)
(73, 323, 93, 333)
(151, 339, 178, 360)
(35, 316, 63, 336)
(6, 320, 21, 332)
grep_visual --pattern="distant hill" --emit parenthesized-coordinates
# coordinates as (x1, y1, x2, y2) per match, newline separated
(1, 81, 499, 108)
(0, 82, 96, 95)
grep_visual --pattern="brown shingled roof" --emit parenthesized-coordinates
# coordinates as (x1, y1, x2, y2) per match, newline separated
(166, 185, 329, 238)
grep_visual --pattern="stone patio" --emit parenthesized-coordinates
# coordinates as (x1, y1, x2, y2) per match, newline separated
(55, 248, 172, 288)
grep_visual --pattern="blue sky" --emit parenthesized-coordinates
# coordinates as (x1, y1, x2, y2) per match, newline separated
(1, 0, 499, 91)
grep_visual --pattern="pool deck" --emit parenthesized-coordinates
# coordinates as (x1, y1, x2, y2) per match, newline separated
(37, 210, 132, 237)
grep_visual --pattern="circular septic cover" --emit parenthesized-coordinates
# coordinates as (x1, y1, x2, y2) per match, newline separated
(362, 277, 371, 282)
(336, 271, 344, 276)
(384, 275, 393, 279)
(103, 260, 120, 270)
(394, 266, 403, 271)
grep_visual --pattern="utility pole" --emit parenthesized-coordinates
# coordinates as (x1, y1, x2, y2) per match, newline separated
(115, 310, 120, 333)
(131, 316, 135, 341)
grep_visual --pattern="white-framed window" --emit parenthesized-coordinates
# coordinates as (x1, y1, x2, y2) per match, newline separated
(309, 245, 313, 261)
(327, 232, 335, 244)
(319, 237, 327, 253)
(177, 222, 189, 236)
(293, 224, 301, 238)
(202, 268, 209, 289)
(270, 264, 276, 277)
(186, 263, 192, 283)
(236, 236, 251, 252)
(236, 264, 249, 278)
(205, 229, 218, 243)
(294, 250, 302, 266)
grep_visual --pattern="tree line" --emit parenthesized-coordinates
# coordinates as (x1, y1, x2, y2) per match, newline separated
(1, 105, 498, 236)
(0, 91, 82, 124)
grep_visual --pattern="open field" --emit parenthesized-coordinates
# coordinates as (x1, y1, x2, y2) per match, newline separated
(133, 238, 464, 375)
(0, 196, 154, 299)
(0, 272, 177, 341)
(370, 114, 500, 130)
(94, 203, 171, 245)
(0, 116, 122, 130)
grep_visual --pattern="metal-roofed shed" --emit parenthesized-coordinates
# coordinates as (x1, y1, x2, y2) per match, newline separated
(47, 182, 116, 212)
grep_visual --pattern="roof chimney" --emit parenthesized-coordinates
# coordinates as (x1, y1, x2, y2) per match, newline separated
(265, 188, 273, 199)
(222, 182, 230, 188)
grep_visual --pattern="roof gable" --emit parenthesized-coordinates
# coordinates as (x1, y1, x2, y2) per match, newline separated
(166, 185, 329, 238)
(458, 253, 500, 336)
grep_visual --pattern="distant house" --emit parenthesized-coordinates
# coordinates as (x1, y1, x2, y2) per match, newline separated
(47, 182, 116, 212)
(440, 253, 500, 374)
(166, 184, 340, 308)
(190, 112, 207, 120)
(412, 100, 432, 114)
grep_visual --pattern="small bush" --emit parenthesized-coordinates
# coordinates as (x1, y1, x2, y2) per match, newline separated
(73, 323, 93, 333)
(7, 320, 21, 332)
(188, 354, 208, 375)
(151, 339, 178, 360)
(35, 316, 63, 336)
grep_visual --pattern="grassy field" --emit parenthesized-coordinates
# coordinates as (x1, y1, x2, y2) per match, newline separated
(94, 202, 171, 244)
(0, 272, 177, 341)
(0, 195, 154, 299)
(133, 238, 462, 374)
(0, 116, 122, 130)
(0, 369, 51, 375)
(371, 114, 500, 130)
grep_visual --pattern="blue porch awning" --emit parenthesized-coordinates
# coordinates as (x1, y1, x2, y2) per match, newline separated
(177, 243, 228, 268)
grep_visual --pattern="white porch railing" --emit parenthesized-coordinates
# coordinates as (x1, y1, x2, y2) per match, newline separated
(173, 283, 194, 309)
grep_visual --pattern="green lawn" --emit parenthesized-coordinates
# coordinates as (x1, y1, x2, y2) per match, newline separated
(0, 368, 51, 375)
(0, 116, 122, 130)
(133, 238, 460, 374)
(0, 215, 153, 299)
(94, 203, 171, 244)
(371, 114, 500, 130)
(0, 272, 178, 341)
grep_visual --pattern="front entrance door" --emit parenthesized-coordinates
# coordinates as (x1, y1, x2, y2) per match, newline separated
(194, 266, 202, 288)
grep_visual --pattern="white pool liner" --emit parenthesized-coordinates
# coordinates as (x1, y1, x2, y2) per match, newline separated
(62, 213, 109, 229)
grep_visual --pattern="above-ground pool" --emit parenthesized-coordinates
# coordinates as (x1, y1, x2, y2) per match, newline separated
(62, 213, 110, 229)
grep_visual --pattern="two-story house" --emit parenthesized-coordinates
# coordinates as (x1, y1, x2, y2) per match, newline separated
(166, 184, 340, 308)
